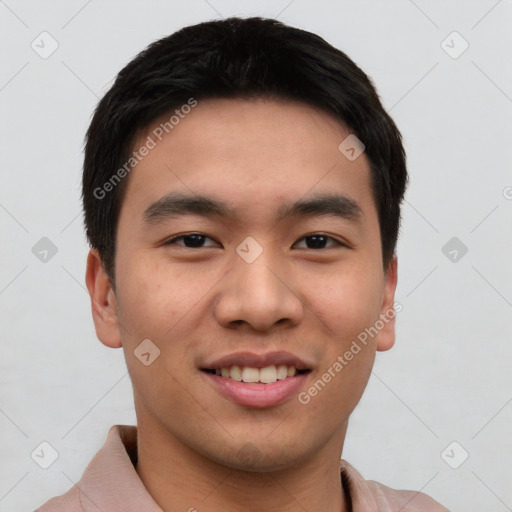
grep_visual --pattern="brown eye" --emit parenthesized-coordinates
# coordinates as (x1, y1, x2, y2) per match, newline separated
(293, 234, 343, 250)
(164, 233, 218, 248)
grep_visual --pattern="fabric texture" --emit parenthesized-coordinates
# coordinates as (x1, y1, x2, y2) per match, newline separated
(35, 425, 449, 512)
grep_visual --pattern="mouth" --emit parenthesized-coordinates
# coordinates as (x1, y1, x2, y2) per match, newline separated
(201, 365, 311, 384)
(199, 351, 313, 408)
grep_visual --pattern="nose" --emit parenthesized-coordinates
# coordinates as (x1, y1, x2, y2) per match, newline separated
(214, 248, 304, 332)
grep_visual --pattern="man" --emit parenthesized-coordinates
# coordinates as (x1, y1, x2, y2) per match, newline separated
(37, 16, 449, 511)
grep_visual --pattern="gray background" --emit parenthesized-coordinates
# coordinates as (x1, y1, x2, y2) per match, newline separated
(1, 1, 511, 510)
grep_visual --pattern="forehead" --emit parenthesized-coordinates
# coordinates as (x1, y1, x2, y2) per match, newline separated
(121, 98, 376, 226)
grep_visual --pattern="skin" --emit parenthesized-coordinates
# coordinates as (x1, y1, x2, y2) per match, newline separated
(86, 98, 398, 512)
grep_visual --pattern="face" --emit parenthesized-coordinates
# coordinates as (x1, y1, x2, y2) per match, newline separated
(87, 98, 397, 471)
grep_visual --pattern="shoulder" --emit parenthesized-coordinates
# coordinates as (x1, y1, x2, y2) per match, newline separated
(340, 460, 450, 512)
(366, 479, 451, 511)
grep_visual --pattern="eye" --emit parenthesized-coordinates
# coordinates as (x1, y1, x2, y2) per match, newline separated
(163, 233, 219, 248)
(163, 233, 345, 250)
(293, 234, 344, 250)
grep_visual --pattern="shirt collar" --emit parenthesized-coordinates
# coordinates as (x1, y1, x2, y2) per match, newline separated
(78, 425, 162, 511)
(77, 424, 381, 512)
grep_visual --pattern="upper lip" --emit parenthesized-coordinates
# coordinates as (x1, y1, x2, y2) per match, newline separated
(202, 351, 312, 371)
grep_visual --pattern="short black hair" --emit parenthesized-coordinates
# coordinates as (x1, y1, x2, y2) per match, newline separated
(82, 16, 407, 286)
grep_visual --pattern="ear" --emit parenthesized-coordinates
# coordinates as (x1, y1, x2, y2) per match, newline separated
(376, 255, 398, 352)
(85, 249, 123, 349)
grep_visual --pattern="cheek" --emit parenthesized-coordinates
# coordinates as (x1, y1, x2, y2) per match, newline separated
(305, 266, 382, 408)
(114, 255, 207, 382)
(115, 254, 199, 339)
(313, 262, 384, 337)
(114, 262, 200, 417)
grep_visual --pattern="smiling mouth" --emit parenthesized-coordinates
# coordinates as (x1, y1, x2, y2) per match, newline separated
(201, 365, 311, 384)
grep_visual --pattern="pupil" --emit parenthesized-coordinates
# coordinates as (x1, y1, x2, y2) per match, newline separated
(184, 234, 205, 247)
(307, 235, 326, 249)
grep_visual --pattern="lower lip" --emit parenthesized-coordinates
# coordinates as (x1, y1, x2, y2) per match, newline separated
(201, 371, 308, 409)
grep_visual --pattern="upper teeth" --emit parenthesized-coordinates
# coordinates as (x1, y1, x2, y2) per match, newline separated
(215, 365, 297, 383)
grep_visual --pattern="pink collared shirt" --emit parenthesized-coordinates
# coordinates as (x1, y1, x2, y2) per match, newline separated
(35, 425, 449, 512)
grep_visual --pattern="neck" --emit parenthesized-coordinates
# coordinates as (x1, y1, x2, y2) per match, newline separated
(135, 413, 349, 512)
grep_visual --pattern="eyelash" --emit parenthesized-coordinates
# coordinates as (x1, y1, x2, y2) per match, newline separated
(163, 233, 346, 250)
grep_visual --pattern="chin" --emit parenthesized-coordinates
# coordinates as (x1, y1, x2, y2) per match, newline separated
(199, 436, 318, 473)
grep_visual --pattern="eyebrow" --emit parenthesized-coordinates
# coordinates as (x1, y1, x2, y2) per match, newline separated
(143, 192, 363, 225)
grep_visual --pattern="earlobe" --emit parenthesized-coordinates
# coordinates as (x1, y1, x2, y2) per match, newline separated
(376, 255, 398, 352)
(85, 249, 123, 349)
